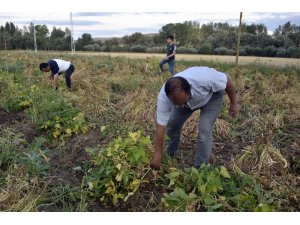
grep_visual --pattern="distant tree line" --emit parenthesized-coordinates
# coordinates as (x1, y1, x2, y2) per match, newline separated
(1, 20, 299, 58)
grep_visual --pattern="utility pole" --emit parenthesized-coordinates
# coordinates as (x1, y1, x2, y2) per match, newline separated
(3, 32, 7, 50)
(70, 12, 75, 54)
(235, 12, 242, 66)
(33, 19, 37, 52)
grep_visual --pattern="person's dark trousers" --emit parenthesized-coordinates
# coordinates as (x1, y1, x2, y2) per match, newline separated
(166, 90, 225, 168)
(159, 58, 175, 75)
(65, 64, 74, 88)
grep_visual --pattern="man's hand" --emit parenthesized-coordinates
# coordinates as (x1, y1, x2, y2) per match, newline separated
(229, 102, 239, 117)
(150, 153, 162, 169)
(52, 74, 59, 90)
(225, 75, 239, 118)
(151, 123, 166, 170)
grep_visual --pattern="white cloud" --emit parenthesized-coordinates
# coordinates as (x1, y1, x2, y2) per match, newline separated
(1, 12, 299, 39)
(1, 0, 298, 12)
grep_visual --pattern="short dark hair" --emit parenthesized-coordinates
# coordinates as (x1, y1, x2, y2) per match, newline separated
(164, 76, 191, 96)
(167, 35, 174, 41)
(39, 63, 49, 71)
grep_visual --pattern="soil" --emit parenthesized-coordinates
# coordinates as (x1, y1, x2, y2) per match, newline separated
(48, 129, 107, 186)
(0, 109, 25, 125)
(0, 109, 39, 143)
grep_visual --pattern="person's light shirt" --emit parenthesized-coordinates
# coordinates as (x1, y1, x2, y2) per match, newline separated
(49, 59, 71, 74)
(156, 66, 228, 126)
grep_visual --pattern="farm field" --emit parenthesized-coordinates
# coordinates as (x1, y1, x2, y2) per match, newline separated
(82, 52, 300, 68)
(24, 51, 300, 68)
(0, 50, 299, 212)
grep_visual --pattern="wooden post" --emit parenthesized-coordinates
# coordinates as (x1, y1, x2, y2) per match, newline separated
(236, 12, 243, 66)
(235, 12, 243, 90)
(145, 57, 150, 72)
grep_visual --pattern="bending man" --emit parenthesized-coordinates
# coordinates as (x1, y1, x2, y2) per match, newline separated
(39, 59, 75, 90)
(150, 66, 239, 169)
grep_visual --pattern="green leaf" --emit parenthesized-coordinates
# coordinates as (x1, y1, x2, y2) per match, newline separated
(211, 203, 223, 210)
(219, 166, 231, 178)
(199, 184, 206, 194)
(140, 136, 151, 145)
(166, 170, 180, 188)
(254, 203, 274, 212)
(101, 126, 106, 132)
(116, 163, 121, 170)
(115, 173, 122, 182)
(133, 148, 142, 162)
(52, 130, 60, 138)
(204, 195, 215, 205)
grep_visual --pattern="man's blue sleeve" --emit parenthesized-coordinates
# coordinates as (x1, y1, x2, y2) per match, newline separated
(48, 60, 59, 75)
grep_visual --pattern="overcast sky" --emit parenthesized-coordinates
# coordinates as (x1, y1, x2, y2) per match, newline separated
(1, 1, 299, 39)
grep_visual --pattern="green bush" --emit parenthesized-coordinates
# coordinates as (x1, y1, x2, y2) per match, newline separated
(276, 47, 288, 57)
(213, 47, 235, 55)
(146, 46, 166, 53)
(264, 45, 277, 57)
(100, 46, 110, 52)
(83, 44, 95, 51)
(244, 46, 264, 56)
(288, 47, 300, 58)
(198, 44, 212, 55)
(176, 46, 198, 54)
(111, 46, 130, 52)
(130, 45, 147, 53)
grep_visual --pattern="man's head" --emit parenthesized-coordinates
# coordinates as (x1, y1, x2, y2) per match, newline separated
(165, 76, 191, 106)
(39, 63, 50, 72)
(166, 35, 174, 44)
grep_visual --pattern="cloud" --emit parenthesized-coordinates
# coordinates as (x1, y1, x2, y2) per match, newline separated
(242, 12, 300, 31)
(74, 12, 120, 17)
(75, 29, 126, 37)
(1, 12, 300, 38)
(0, 15, 13, 20)
(17, 20, 103, 26)
(124, 27, 160, 33)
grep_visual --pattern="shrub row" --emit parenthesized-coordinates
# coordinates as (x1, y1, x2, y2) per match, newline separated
(82, 44, 300, 58)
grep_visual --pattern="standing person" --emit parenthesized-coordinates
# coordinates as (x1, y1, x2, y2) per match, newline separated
(150, 66, 239, 169)
(159, 35, 176, 76)
(39, 59, 75, 90)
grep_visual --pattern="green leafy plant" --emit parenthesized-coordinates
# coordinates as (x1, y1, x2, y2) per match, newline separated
(0, 79, 31, 113)
(84, 130, 151, 205)
(0, 71, 89, 139)
(161, 164, 278, 212)
(161, 187, 198, 212)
